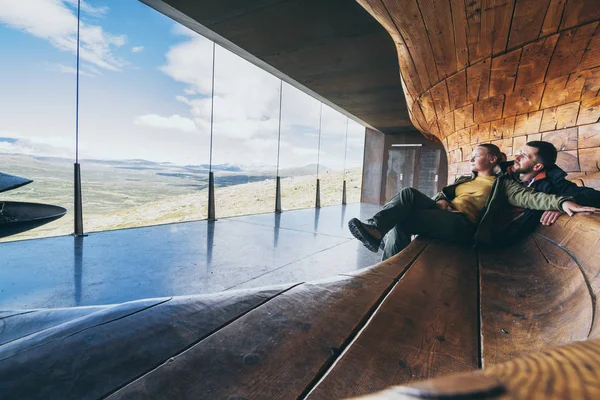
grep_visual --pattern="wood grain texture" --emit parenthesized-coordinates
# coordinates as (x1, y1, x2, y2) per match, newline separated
(309, 241, 479, 399)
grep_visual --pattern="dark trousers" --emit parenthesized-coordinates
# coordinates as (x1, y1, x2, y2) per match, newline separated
(369, 188, 476, 260)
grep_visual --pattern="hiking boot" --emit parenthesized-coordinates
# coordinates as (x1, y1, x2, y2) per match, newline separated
(348, 218, 381, 252)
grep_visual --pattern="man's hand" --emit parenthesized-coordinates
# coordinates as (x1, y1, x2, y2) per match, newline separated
(540, 210, 561, 226)
(561, 201, 600, 216)
(436, 199, 455, 211)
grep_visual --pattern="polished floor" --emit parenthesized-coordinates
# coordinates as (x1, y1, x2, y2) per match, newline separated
(0, 203, 382, 310)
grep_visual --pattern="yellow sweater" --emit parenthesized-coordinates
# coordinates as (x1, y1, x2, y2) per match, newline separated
(451, 175, 496, 224)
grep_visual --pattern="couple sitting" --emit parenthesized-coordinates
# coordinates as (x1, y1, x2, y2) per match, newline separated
(349, 141, 600, 260)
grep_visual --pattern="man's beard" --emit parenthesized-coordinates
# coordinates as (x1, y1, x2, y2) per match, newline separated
(513, 163, 532, 175)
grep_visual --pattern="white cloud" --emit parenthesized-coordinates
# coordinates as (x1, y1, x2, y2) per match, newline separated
(132, 46, 145, 53)
(45, 62, 97, 77)
(134, 114, 198, 133)
(0, 0, 127, 71)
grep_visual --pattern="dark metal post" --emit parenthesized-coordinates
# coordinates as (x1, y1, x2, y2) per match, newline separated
(315, 178, 321, 208)
(342, 180, 347, 205)
(275, 176, 282, 213)
(73, 163, 85, 236)
(208, 171, 216, 221)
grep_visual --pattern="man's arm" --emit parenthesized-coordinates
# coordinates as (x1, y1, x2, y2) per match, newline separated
(549, 178, 600, 207)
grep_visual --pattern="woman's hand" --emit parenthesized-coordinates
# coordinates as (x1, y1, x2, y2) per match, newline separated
(436, 200, 455, 211)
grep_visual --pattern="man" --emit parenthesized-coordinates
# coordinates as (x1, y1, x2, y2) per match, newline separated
(498, 141, 600, 244)
(348, 144, 598, 260)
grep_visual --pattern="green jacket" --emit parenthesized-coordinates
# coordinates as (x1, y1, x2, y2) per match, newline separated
(433, 172, 573, 244)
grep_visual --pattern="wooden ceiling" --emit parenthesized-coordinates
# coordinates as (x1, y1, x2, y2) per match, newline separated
(140, 0, 414, 134)
(357, 0, 600, 176)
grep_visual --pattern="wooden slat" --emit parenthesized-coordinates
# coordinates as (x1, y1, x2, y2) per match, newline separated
(417, 0, 456, 79)
(430, 81, 451, 117)
(480, 236, 592, 366)
(503, 83, 545, 117)
(454, 104, 476, 129)
(438, 111, 455, 138)
(490, 116, 516, 138)
(580, 25, 600, 70)
(0, 288, 291, 400)
(490, 48, 522, 96)
(0, 306, 105, 346)
(308, 241, 479, 399)
(447, 69, 468, 111)
(579, 147, 600, 171)
(0, 298, 169, 361)
(107, 241, 431, 400)
(507, 0, 551, 50)
(556, 150, 581, 171)
(474, 94, 504, 124)
(541, 0, 567, 36)
(418, 91, 437, 125)
(466, 58, 491, 103)
(577, 96, 600, 125)
(560, 0, 600, 30)
(535, 214, 600, 336)
(471, 123, 491, 143)
(512, 135, 527, 152)
(489, 0, 514, 56)
(450, 0, 469, 71)
(582, 67, 600, 99)
(578, 122, 600, 148)
(515, 34, 559, 88)
(514, 110, 543, 136)
(541, 127, 579, 150)
(541, 71, 589, 108)
(546, 22, 599, 80)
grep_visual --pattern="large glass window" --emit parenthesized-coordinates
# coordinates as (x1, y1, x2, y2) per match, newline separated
(277, 83, 321, 210)
(0, 1, 77, 241)
(344, 121, 365, 203)
(78, 2, 210, 232)
(212, 47, 280, 218)
(318, 105, 346, 207)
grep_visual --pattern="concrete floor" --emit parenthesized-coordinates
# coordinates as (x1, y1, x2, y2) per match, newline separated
(0, 203, 382, 310)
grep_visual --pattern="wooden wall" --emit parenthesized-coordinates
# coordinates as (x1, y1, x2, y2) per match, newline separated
(357, 0, 600, 183)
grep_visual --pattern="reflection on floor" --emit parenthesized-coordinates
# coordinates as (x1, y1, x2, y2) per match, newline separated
(0, 203, 382, 309)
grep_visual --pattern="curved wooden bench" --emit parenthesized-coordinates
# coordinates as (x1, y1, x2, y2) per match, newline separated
(0, 214, 599, 399)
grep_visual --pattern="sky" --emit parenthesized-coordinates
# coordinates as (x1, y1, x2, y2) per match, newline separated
(0, 0, 365, 170)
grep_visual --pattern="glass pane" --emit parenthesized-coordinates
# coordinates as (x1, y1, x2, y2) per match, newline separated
(417, 149, 441, 198)
(0, 2, 76, 241)
(78, 3, 210, 232)
(318, 105, 346, 207)
(212, 47, 280, 218)
(278, 84, 321, 211)
(385, 149, 416, 202)
(344, 122, 365, 203)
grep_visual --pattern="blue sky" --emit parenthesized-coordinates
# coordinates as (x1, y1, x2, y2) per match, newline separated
(0, 0, 365, 169)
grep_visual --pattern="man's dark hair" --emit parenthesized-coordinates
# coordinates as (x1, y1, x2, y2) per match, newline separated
(477, 143, 502, 162)
(526, 141, 557, 167)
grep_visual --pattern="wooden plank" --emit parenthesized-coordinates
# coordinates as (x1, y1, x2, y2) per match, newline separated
(466, 58, 491, 103)
(454, 104, 476, 129)
(578, 122, 600, 148)
(541, 127, 578, 150)
(514, 110, 543, 136)
(577, 96, 600, 125)
(308, 241, 479, 399)
(540, 0, 567, 36)
(106, 240, 432, 400)
(580, 24, 600, 70)
(447, 70, 468, 111)
(430, 81, 451, 117)
(579, 147, 600, 172)
(474, 94, 505, 123)
(447, 132, 460, 150)
(560, 0, 600, 30)
(555, 101, 581, 129)
(438, 111, 455, 138)
(512, 135, 527, 153)
(385, 0, 440, 88)
(418, 0, 456, 79)
(546, 22, 599, 80)
(465, 0, 484, 63)
(0, 288, 291, 400)
(490, 48, 522, 96)
(556, 150, 581, 171)
(418, 91, 437, 125)
(489, 0, 514, 56)
(503, 83, 545, 117)
(507, 0, 551, 50)
(0, 306, 105, 346)
(527, 132, 542, 142)
(491, 138, 513, 156)
(514, 34, 559, 88)
(450, 0, 469, 71)
(541, 71, 589, 108)
(471, 123, 491, 144)
(480, 236, 592, 366)
(0, 298, 169, 361)
(490, 116, 516, 138)
(582, 67, 600, 99)
(540, 107, 559, 131)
